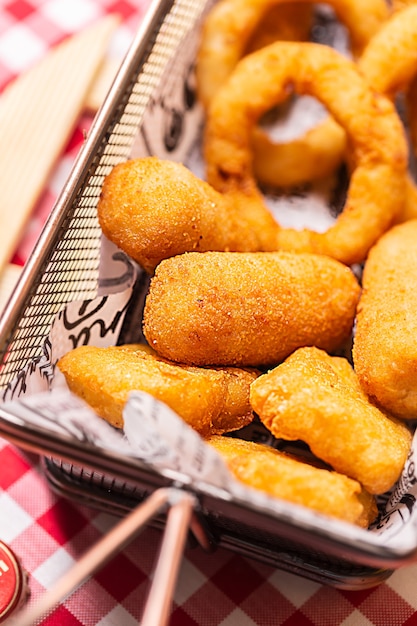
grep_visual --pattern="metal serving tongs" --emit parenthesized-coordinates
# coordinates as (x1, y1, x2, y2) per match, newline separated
(5, 487, 210, 626)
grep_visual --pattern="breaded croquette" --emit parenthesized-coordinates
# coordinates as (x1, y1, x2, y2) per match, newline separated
(57, 343, 258, 436)
(206, 435, 378, 528)
(250, 347, 412, 495)
(143, 251, 360, 368)
(353, 219, 417, 420)
(97, 156, 280, 274)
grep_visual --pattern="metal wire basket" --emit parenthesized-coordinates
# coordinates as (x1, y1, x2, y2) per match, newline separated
(0, 3, 414, 619)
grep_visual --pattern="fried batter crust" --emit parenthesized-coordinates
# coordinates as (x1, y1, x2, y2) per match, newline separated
(57, 343, 258, 436)
(97, 156, 279, 274)
(206, 435, 378, 527)
(353, 219, 417, 420)
(245, 3, 313, 53)
(250, 347, 412, 494)
(197, 0, 388, 189)
(204, 42, 408, 265)
(143, 251, 360, 368)
(196, 0, 388, 109)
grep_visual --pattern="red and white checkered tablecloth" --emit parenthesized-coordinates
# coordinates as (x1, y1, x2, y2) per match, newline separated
(2, 1, 417, 624)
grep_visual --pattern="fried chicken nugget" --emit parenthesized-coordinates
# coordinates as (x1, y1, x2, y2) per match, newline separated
(250, 347, 412, 495)
(143, 251, 360, 368)
(353, 220, 417, 420)
(97, 156, 280, 274)
(206, 435, 378, 527)
(57, 343, 258, 436)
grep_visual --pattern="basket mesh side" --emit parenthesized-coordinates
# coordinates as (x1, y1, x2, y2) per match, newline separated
(43, 459, 392, 589)
(0, 0, 207, 388)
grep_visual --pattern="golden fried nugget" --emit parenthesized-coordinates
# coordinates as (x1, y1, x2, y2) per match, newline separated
(353, 220, 417, 420)
(250, 347, 412, 494)
(197, 0, 388, 189)
(206, 435, 378, 527)
(196, 0, 387, 109)
(97, 156, 280, 274)
(57, 343, 258, 436)
(359, 4, 417, 96)
(143, 251, 360, 368)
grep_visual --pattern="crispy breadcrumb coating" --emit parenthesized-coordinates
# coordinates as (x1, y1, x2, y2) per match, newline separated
(143, 251, 360, 367)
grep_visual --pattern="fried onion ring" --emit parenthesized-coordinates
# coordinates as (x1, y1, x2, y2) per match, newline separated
(405, 76, 417, 210)
(258, 4, 417, 218)
(392, 0, 417, 222)
(143, 251, 360, 368)
(359, 6, 417, 95)
(196, 0, 389, 187)
(204, 42, 408, 265)
(250, 347, 412, 495)
(196, 0, 388, 107)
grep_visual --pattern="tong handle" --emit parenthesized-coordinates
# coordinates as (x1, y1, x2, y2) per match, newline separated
(5, 487, 199, 626)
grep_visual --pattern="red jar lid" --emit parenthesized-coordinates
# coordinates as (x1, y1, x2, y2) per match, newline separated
(0, 540, 29, 622)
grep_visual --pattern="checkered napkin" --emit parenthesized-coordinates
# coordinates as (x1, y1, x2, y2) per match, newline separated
(2, 2, 417, 625)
